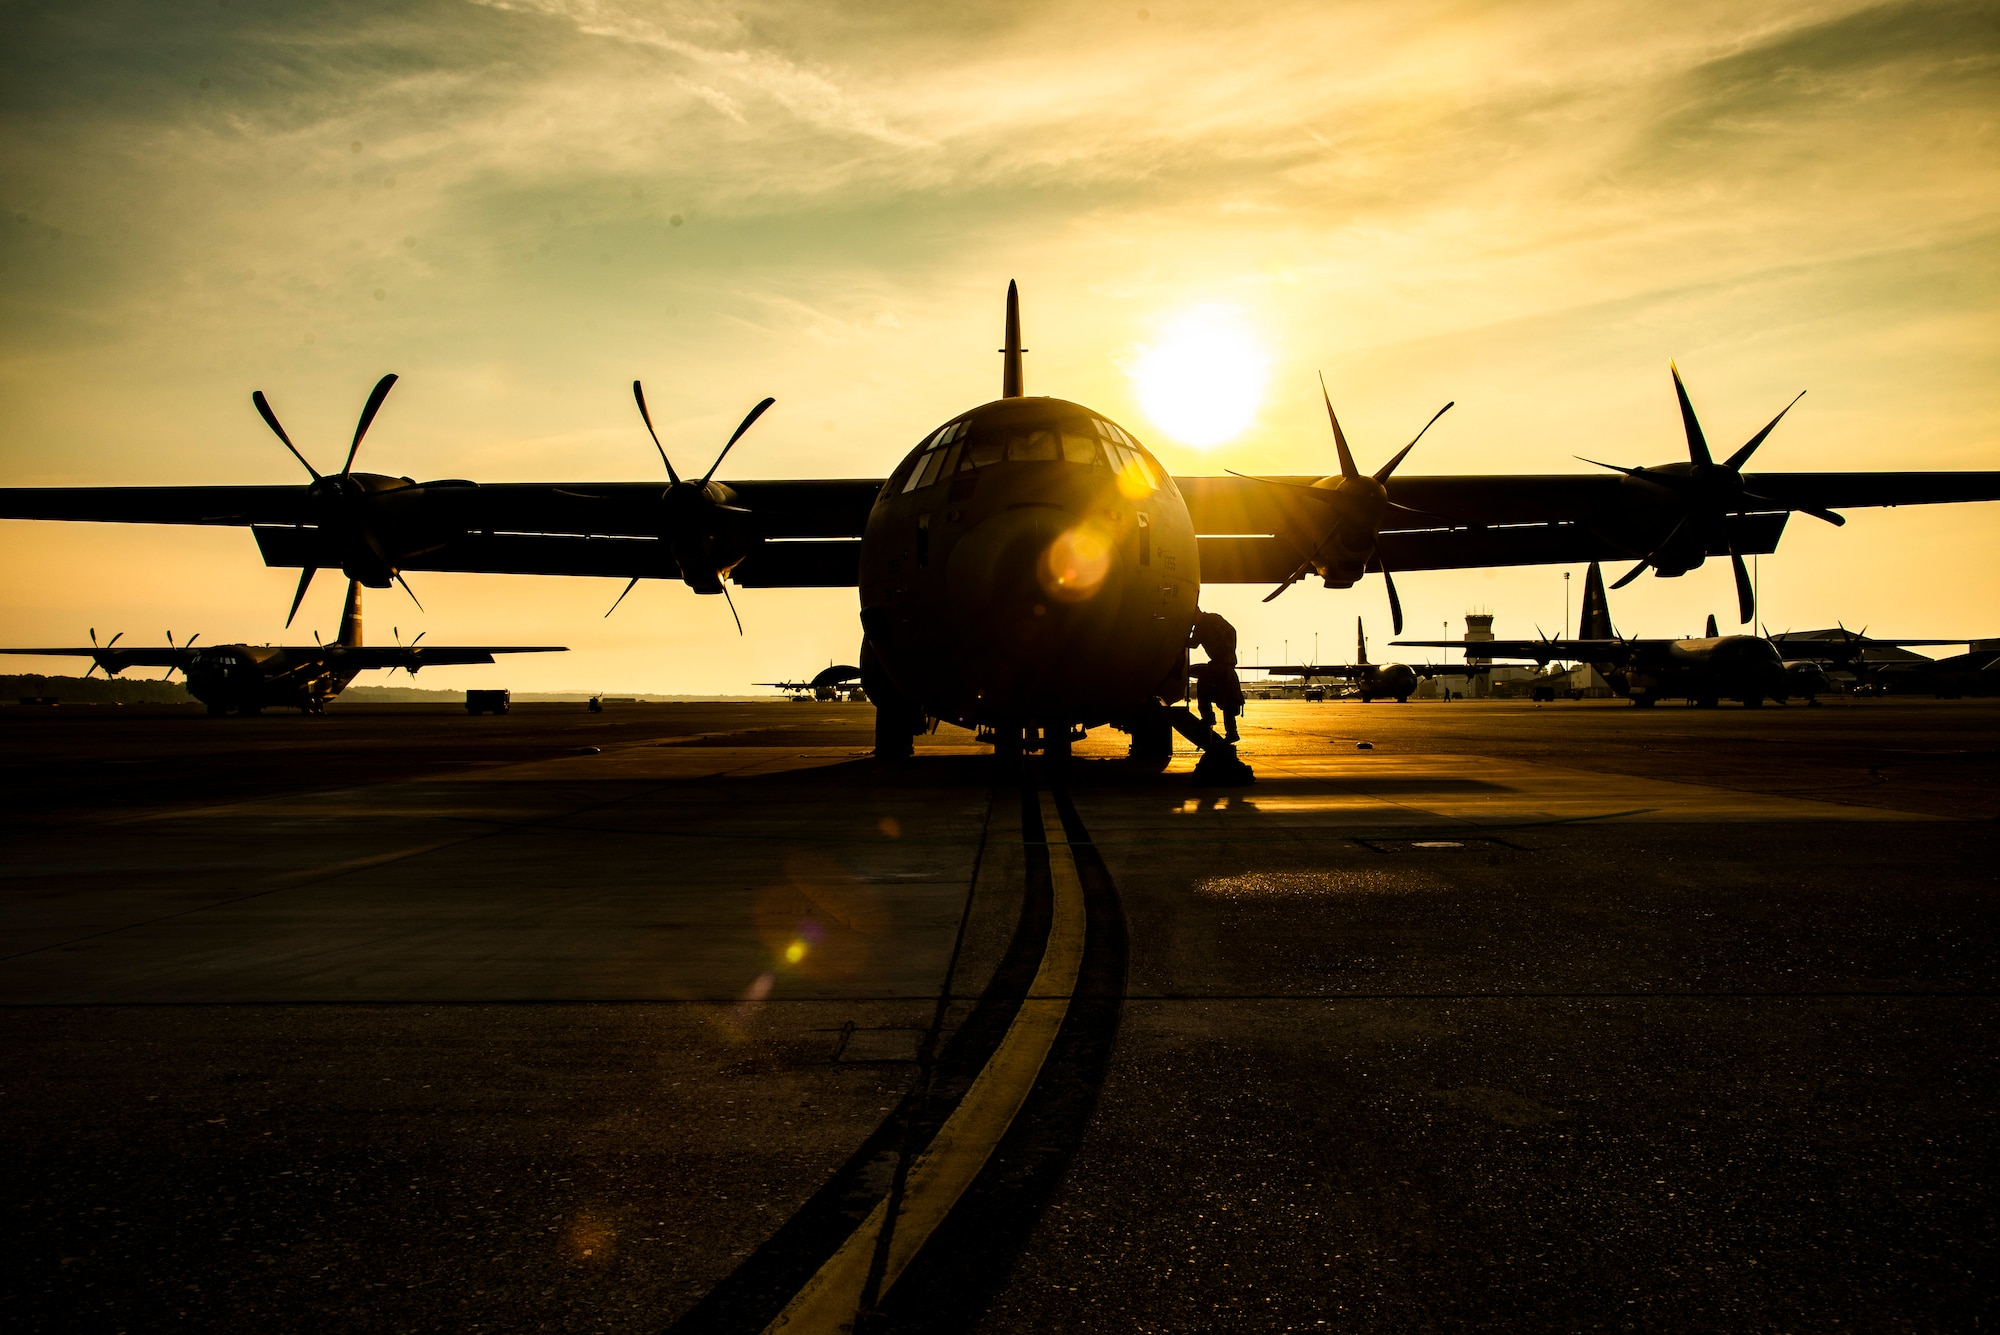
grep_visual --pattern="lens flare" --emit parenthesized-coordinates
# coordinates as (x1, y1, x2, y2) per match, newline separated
(1038, 523, 1114, 602)
(1130, 305, 1269, 448)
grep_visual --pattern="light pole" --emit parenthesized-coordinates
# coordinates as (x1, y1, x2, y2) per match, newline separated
(1564, 570, 1571, 640)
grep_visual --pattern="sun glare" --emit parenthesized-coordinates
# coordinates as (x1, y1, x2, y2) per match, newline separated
(1131, 307, 1269, 449)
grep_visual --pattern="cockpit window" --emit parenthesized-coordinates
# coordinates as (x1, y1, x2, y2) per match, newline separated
(887, 411, 1169, 497)
(1007, 429, 1058, 462)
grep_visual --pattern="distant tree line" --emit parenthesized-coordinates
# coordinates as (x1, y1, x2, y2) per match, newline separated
(3, 673, 193, 704)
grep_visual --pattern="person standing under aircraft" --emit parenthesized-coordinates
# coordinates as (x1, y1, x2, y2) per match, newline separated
(1190, 610, 1245, 742)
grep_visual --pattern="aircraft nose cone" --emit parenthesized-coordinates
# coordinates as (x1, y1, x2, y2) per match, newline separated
(944, 506, 1128, 702)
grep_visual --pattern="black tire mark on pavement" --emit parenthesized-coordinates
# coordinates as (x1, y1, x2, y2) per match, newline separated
(667, 785, 1049, 1335)
(863, 784, 1129, 1333)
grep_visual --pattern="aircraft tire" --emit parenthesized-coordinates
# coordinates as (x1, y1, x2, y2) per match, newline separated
(1743, 695, 1765, 709)
(1631, 696, 1656, 708)
(1395, 694, 1409, 704)
(872, 708, 915, 760)
(206, 702, 227, 717)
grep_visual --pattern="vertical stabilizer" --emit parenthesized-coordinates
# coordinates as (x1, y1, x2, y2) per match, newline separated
(1001, 280, 1025, 398)
(1705, 613, 1719, 638)
(1579, 562, 1615, 640)
(338, 580, 364, 647)
(1355, 615, 1369, 665)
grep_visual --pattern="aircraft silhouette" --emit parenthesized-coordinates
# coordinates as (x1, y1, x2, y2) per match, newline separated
(756, 665, 865, 702)
(1, 580, 564, 715)
(5, 284, 1999, 759)
(1238, 617, 1483, 703)
(1396, 562, 1795, 706)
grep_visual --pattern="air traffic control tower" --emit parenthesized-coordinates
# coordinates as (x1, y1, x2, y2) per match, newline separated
(1465, 612, 1494, 698)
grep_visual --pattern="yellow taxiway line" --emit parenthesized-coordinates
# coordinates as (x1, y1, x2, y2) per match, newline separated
(763, 790, 1086, 1333)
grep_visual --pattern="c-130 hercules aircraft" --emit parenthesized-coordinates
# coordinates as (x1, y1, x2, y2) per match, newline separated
(3, 284, 1998, 766)
(0, 580, 565, 715)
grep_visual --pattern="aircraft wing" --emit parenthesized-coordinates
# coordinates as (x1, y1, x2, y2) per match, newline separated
(0, 646, 194, 667)
(1182, 470, 2000, 581)
(1392, 638, 1637, 664)
(0, 479, 879, 537)
(0, 487, 315, 526)
(336, 646, 568, 671)
(1238, 664, 1371, 679)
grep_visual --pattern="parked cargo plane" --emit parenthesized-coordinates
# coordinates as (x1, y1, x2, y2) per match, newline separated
(0, 581, 565, 715)
(4, 285, 1999, 763)
(1239, 618, 1482, 703)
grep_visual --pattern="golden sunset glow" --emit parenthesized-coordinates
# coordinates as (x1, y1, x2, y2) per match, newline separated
(0, 4, 1994, 688)
(1130, 308, 1270, 449)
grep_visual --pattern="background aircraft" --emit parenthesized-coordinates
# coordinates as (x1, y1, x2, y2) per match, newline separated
(1239, 617, 1482, 703)
(1396, 562, 1793, 707)
(0, 581, 565, 716)
(756, 665, 865, 703)
(3, 285, 1999, 757)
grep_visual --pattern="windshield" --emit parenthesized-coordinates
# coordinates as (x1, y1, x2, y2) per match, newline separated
(887, 413, 1167, 497)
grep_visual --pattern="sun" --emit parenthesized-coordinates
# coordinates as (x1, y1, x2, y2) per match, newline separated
(1130, 306, 1269, 448)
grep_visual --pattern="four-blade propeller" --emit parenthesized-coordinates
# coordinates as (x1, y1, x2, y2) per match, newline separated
(1580, 363, 1830, 624)
(252, 373, 426, 625)
(609, 382, 775, 634)
(1232, 375, 1452, 634)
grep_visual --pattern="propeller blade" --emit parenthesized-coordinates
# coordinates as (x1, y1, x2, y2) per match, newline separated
(106, 631, 123, 648)
(252, 391, 321, 480)
(342, 373, 399, 475)
(1609, 558, 1651, 590)
(1381, 565, 1403, 636)
(1261, 560, 1312, 604)
(701, 396, 776, 486)
(1223, 470, 1345, 502)
(1669, 361, 1712, 467)
(409, 631, 426, 648)
(632, 381, 681, 486)
(89, 627, 98, 647)
(1372, 401, 1453, 483)
(1722, 391, 1805, 471)
(1729, 546, 1755, 625)
(285, 568, 317, 628)
(313, 629, 321, 645)
(604, 576, 641, 618)
(186, 633, 199, 649)
(1794, 504, 1845, 527)
(1317, 373, 1359, 481)
(720, 581, 744, 636)
(1577, 456, 1644, 477)
(394, 571, 424, 612)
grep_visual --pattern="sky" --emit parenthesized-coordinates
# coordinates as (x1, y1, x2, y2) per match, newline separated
(2, 0, 1996, 692)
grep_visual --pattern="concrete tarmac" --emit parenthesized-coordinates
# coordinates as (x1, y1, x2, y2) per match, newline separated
(2, 697, 1994, 1331)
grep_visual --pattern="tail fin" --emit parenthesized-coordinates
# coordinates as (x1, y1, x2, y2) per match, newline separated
(1705, 613, 1719, 638)
(1355, 615, 1369, 665)
(338, 580, 363, 647)
(1579, 562, 1615, 640)
(1001, 280, 1024, 399)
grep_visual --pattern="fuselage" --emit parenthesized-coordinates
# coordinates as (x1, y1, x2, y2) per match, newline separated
(1597, 635, 1789, 705)
(182, 644, 364, 714)
(859, 396, 1198, 731)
